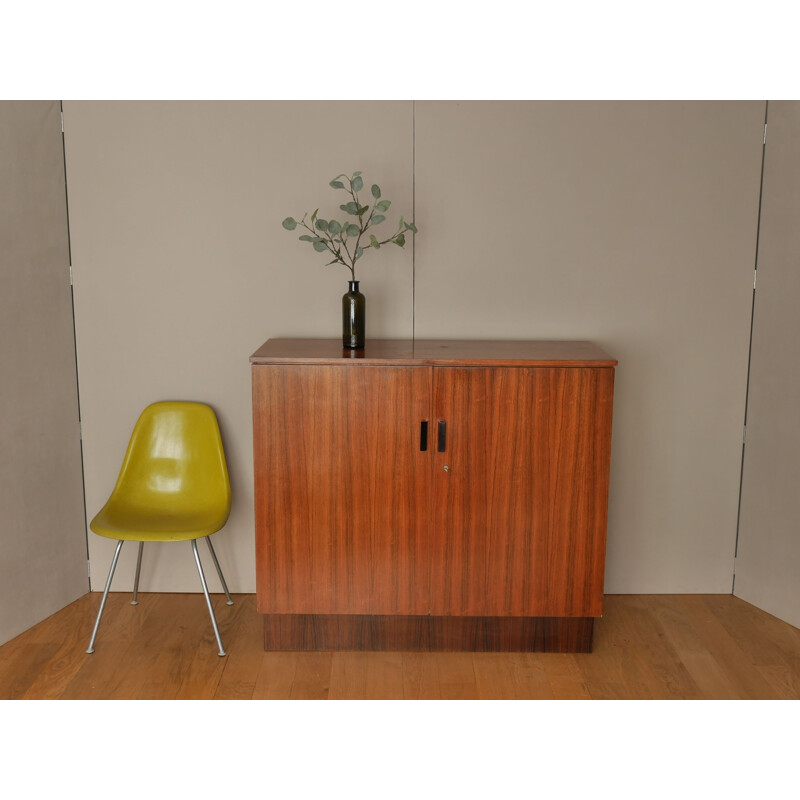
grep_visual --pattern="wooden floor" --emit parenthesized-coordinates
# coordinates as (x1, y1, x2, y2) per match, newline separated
(1, 592, 799, 699)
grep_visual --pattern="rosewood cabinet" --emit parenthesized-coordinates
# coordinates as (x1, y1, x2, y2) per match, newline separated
(250, 339, 616, 652)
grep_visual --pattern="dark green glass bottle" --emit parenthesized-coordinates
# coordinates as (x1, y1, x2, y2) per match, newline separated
(342, 280, 365, 349)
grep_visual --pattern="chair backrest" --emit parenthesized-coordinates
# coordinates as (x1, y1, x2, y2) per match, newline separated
(110, 401, 231, 517)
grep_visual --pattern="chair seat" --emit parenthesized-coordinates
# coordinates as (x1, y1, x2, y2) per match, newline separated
(90, 502, 229, 542)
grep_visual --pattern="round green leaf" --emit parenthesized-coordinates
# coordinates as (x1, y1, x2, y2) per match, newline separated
(352, 176, 364, 192)
(405, 221, 418, 233)
(299, 235, 314, 242)
(347, 224, 360, 237)
(315, 219, 328, 231)
(371, 214, 386, 225)
(376, 200, 391, 212)
(328, 220, 342, 235)
(341, 202, 359, 215)
(369, 234, 380, 250)
(313, 240, 328, 252)
(395, 233, 406, 247)
(371, 184, 381, 199)
(356, 247, 364, 260)
(329, 180, 345, 189)
(282, 217, 297, 230)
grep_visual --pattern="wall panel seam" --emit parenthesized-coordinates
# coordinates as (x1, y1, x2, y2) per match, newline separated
(60, 99, 91, 586)
(412, 99, 416, 345)
(733, 99, 769, 591)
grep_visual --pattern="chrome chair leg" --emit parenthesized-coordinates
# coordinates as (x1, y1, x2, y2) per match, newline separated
(191, 539, 226, 657)
(86, 540, 124, 654)
(131, 541, 144, 605)
(205, 537, 234, 605)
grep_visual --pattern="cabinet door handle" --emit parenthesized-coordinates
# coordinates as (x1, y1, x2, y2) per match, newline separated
(437, 420, 447, 452)
(420, 420, 428, 451)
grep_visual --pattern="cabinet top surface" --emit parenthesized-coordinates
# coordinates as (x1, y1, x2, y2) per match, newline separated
(250, 339, 617, 367)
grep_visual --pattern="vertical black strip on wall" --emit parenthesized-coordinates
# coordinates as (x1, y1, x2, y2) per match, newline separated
(732, 99, 769, 593)
(59, 100, 92, 589)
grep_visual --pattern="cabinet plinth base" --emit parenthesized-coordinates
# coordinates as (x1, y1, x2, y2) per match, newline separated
(262, 614, 594, 653)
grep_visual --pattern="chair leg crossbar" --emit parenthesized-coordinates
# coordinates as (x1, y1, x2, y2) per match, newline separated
(86, 538, 234, 657)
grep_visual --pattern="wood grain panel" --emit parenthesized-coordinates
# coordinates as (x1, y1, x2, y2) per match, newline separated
(430, 367, 614, 617)
(253, 365, 432, 615)
(262, 614, 593, 652)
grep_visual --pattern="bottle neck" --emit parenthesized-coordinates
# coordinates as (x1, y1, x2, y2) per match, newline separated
(347, 281, 360, 293)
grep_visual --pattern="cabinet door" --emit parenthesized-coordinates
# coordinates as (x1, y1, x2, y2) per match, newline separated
(253, 365, 433, 615)
(430, 367, 614, 617)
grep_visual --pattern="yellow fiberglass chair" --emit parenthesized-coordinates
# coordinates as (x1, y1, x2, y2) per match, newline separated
(86, 401, 234, 657)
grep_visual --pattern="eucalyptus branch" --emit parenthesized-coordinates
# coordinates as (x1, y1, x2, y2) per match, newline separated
(352, 226, 365, 265)
(282, 171, 417, 282)
(340, 236, 356, 278)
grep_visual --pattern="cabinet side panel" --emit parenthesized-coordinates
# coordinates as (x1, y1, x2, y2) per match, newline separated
(585, 368, 614, 614)
(253, 365, 432, 614)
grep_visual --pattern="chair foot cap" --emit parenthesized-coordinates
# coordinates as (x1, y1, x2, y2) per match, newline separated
(86, 649, 95, 654)
(130, 600, 138, 605)
(226, 600, 234, 606)
(218, 651, 227, 657)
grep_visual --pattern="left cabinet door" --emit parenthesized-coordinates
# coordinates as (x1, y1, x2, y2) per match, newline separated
(253, 364, 433, 615)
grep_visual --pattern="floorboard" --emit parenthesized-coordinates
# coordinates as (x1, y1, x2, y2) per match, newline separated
(1, 592, 799, 700)
(251, 652, 298, 699)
